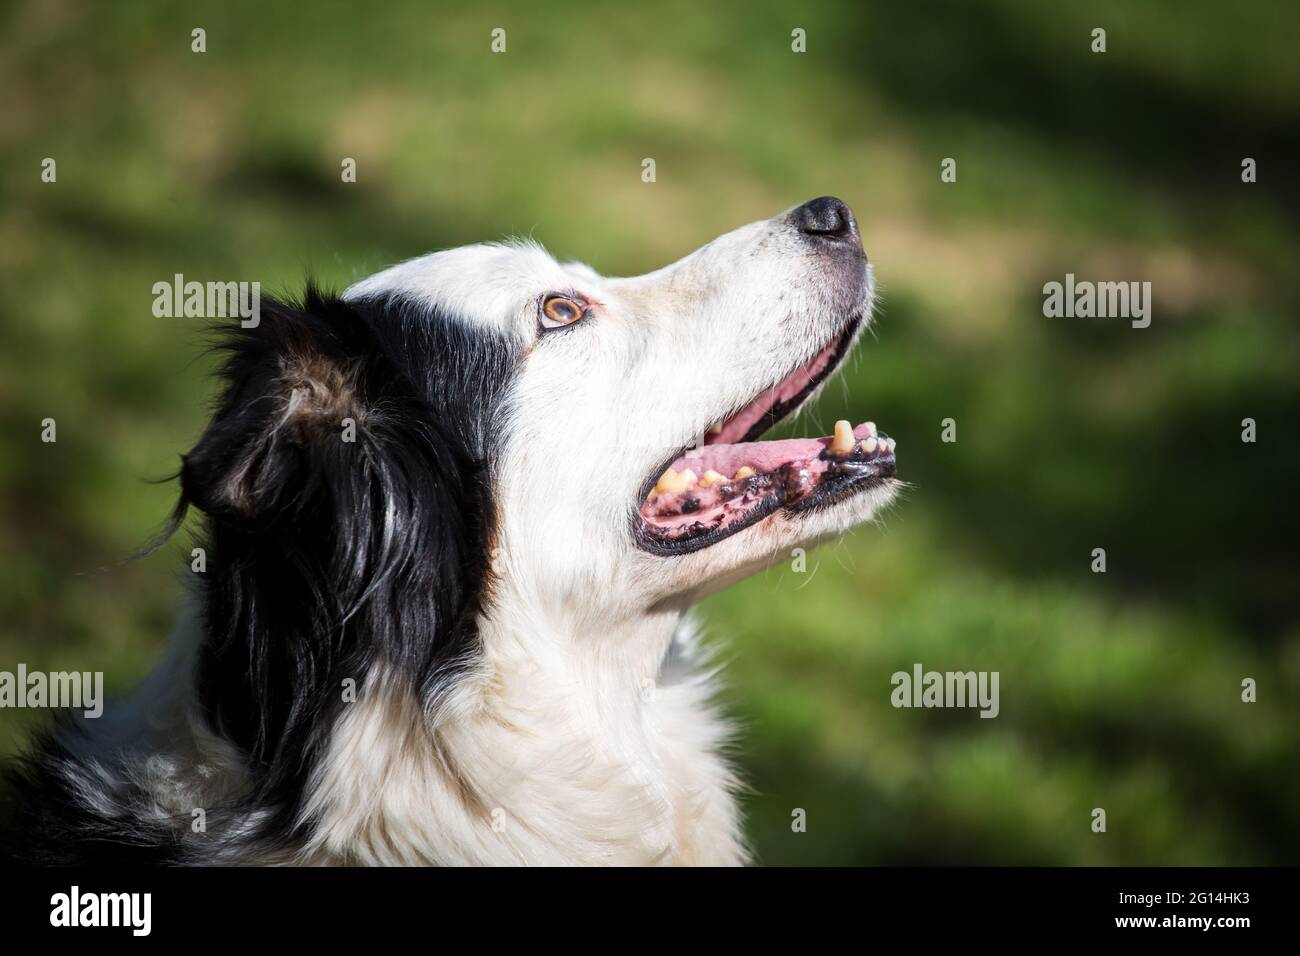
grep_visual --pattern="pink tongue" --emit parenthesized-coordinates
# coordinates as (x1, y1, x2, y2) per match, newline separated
(673, 423, 874, 476)
(677, 437, 824, 476)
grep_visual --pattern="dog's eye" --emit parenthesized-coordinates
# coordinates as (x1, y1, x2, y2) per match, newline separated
(540, 295, 586, 330)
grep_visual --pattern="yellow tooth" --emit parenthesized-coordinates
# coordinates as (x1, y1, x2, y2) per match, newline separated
(830, 419, 854, 454)
(734, 466, 756, 480)
(699, 469, 728, 488)
(707, 423, 723, 435)
(654, 468, 699, 494)
(862, 436, 879, 454)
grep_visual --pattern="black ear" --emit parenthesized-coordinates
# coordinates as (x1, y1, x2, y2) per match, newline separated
(180, 292, 385, 525)
(179, 284, 503, 662)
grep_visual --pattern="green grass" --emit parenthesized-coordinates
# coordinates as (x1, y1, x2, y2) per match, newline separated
(2, 0, 1297, 863)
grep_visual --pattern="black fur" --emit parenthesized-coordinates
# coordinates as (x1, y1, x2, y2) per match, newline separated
(0, 721, 189, 865)
(2, 286, 520, 864)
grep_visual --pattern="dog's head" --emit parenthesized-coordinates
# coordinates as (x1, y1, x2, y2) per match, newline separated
(344, 196, 897, 610)
(178, 198, 897, 787)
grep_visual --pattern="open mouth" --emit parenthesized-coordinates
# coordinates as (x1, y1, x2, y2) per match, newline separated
(635, 317, 897, 555)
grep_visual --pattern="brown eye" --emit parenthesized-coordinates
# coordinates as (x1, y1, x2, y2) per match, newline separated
(541, 295, 586, 329)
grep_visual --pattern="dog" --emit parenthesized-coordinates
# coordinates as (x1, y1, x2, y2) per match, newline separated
(2, 197, 898, 865)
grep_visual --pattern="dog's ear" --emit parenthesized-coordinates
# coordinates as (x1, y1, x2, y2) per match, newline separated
(180, 290, 399, 525)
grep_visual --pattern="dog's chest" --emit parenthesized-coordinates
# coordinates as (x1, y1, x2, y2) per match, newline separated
(297, 654, 746, 866)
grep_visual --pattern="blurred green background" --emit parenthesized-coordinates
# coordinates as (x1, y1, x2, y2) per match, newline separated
(2, 0, 1298, 864)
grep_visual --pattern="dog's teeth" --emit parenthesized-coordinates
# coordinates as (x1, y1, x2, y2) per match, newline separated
(707, 423, 723, 435)
(830, 420, 854, 454)
(862, 436, 879, 454)
(699, 469, 728, 488)
(654, 468, 698, 494)
(863, 421, 877, 437)
(885, 438, 896, 453)
(734, 466, 756, 480)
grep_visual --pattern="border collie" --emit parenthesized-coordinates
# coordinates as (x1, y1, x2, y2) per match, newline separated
(2, 197, 898, 865)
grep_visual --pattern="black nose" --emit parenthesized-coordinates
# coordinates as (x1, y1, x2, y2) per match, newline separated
(793, 196, 858, 244)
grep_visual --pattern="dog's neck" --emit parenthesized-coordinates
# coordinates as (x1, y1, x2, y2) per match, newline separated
(293, 589, 747, 865)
